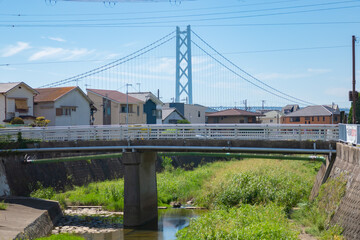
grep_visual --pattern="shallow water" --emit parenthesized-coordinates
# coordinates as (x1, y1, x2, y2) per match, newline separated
(80, 208, 202, 240)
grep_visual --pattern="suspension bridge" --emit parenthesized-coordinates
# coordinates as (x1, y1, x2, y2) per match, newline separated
(39, 25, 314, 109)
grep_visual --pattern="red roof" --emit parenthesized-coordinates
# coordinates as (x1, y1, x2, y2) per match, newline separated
(206, 108, 262, 117)
(87, 89, 142, 104)
(34, 87, 77, 102)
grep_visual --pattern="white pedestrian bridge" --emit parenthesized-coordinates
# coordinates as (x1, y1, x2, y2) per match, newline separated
(0, 124, 339, 142)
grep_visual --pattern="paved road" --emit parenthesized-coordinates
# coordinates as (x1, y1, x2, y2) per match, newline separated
(0, 197, 62, 240)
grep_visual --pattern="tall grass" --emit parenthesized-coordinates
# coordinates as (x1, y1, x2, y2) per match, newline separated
(292, 174, 347, 239)
(177, 203, 298, 240)
(35, 233, 84, 240)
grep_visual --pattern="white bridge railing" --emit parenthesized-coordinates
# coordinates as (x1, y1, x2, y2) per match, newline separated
(0, 124, 339, 142)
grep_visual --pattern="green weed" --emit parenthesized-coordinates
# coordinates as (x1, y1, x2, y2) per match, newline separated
(35, 233, 84, 240)
(177, 203, 298, 240)
(0, 201, 8, 210)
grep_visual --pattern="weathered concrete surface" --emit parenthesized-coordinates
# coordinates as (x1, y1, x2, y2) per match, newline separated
(0, 197, 62, 240)
(123, 151, 158, 227)
(327, 143, 360, 240)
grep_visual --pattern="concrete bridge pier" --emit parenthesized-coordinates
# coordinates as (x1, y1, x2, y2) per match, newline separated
(122, 151, 158, 227)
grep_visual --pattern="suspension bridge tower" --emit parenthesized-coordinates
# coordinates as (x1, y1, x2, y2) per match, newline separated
(175, 25, 193, 104)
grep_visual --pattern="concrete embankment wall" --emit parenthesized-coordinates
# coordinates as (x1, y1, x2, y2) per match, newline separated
(0, 140, 219, 196)
(327, 143, 360, 240)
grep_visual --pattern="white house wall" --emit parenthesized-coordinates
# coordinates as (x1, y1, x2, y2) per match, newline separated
(0, 94, 5, 124)
(6, 86, 35, 117)
(184, 104, 206, 124)
(34, 103, 56, 126)
(54, 89, 91, 126)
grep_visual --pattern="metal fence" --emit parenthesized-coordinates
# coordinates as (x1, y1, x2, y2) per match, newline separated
(0, 124, 339, 142)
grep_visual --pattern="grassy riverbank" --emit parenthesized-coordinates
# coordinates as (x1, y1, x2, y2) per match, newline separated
(31, 157, 343, 239)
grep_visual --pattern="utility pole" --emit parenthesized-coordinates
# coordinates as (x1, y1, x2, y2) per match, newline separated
(126, 83, 132, 125)
(262, 100, 265, 110)
(352, 35, 357, 124)
(136, 83, 141, 92)
(243, 99, 247, 111)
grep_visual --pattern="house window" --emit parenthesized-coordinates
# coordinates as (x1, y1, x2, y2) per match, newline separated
(198, 111, 201, 117)
(335, 116, 338, 122)
(121, 104, 133, 113)
(56, 106, 76, 116)
(323, 116, 325, 121)
(305, 117, 310, 120)
(317, 116, 319, 121)
(137, 106, 140, 116)
(15, 99, 28, 113)
(290, 117, 300, 122)
(312, 117, 314, 121)
(156, 110, 162, 119)
(152, 109, 156, 117)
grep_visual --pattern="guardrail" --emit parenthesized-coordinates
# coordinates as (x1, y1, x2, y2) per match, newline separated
(0, 124, 339, 142)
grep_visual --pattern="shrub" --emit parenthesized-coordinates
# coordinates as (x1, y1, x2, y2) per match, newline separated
(31, 116, 51, 127)
(177, 204, 298, 240)
(35, 233, 84, 240)
(0, 201, 8, 210)
(292, 174, 347, 238)
(10, 117, 24, 125)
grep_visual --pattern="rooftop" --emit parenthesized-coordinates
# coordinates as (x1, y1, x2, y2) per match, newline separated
(34, 86, 78, 102)
(285, 105, 340, 117)
(205, 108, 263, 117)
(87, 89, 143, 104)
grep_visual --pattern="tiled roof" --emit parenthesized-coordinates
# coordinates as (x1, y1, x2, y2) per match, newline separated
(87, 89, 143, 104)
(162, 107, 185, 120)
(284, 105, 340, 117)
(34, 87, 77, 102)
(205, 108, 263, 117)
(0, 82, 38, 95)
(128, 92, 163, 105)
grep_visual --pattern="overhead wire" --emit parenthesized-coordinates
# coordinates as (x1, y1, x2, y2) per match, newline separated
(39, 31, 175, 87)
(191, 30, 315, 105)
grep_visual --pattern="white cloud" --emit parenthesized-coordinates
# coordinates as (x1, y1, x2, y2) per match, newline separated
(254, 72, 308, 81)
(324, 87, 348, 98)
(47, 37, 66, 42)
(1, 42, 31, 57)
(307, 68, 332, 74)
(29, 47, 94, 61)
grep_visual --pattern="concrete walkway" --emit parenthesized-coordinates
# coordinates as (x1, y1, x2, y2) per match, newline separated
(0, 197, 62, 240)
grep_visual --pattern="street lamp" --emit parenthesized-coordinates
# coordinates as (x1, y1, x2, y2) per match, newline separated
(126, 83, 132, 125)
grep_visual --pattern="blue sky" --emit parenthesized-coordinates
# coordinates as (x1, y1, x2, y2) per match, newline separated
(1, 0, 360, 108)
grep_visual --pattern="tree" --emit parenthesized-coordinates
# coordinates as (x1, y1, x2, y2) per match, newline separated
(177, 119, 191, 124)
(348, 92, 360, 123)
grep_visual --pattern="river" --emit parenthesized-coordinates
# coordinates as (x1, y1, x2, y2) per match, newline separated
(79, 208, 202, 240)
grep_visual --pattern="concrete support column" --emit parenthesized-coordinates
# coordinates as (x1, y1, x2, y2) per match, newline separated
(122, 151, 158, 227)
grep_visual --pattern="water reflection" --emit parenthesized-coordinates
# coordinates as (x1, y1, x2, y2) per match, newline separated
(80, 208, 201, 240)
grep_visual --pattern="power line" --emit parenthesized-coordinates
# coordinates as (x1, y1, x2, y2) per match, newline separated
(3, 0, 358, 23)
(39, 31, 175, 87)
(2, 1, 360, 26)
(191, 30, 315, 105)
(0, 0, 314, 17)
(0, 44, 351, 67)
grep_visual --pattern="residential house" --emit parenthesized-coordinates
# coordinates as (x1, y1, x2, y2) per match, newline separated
(282, 104, 300, 114)
(128, 92, 162, 124)
(34, 86, 92, 126)
(206, 108, 263, 124)
(164, 102, 207, 123)
(281, 105, 341, 124)
(259, 110, 284, 124)
(0, 82, 38, 124)
(162, 107, 186, 124)
(87, 89, 146, 125)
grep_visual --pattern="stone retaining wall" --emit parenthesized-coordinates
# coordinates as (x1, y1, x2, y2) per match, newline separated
(328, 143, 360, 240)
